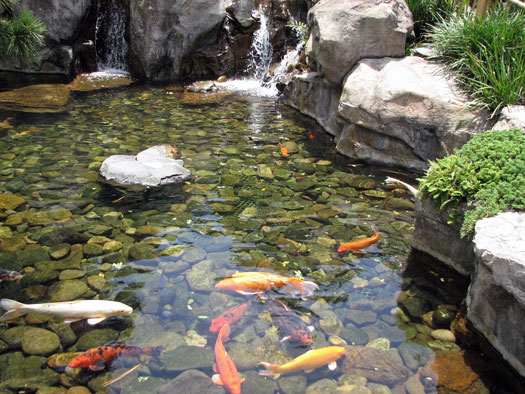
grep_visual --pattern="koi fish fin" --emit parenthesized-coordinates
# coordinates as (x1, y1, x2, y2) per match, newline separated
(280, 335, 291, 343)
(212, 374, 224, 386)
(63, 317, 85, 324)
(308, 325, 315, 332)
(328, 361, 337, 371)
(236, 290, 263, 296)
(0, 309, 25, 321)
(287, 279, 318, 299)
(258, 362, 280, 379)
(87, 317, 106, 325)
(213, 364, 218, 373)
(89, 362, 106, 371)
(0, 299, 27, 321)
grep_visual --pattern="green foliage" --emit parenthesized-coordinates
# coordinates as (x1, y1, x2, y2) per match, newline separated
(418, 129, 525, 237)
(287, 20, 308, 43)
(427, 3, 525, 114)
(0, 0, 45, 64)
(405, 0, 470, 39)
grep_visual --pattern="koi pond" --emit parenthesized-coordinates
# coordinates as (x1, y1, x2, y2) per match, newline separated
(0, 83, 505, 393)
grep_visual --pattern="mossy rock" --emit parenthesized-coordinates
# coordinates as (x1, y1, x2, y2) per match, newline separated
(47, 279, 88, 302)
(21, 328, 61, 356)
(74, 328, 118, 351)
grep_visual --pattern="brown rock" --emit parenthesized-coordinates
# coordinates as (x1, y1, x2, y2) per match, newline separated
(432, 350, 480, 392)
(342, 346, 411, 386)
(0, 84, 70, 113)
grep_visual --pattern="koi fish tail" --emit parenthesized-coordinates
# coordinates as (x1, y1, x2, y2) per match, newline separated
(0, 299, 27, 321)
(287, 279, 319, 298)
(258, 362, 281, 378)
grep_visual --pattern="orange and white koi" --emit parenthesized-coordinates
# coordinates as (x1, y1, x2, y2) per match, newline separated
(69, 343, 163, 371)
(258, 346, 346, 378)
(210, 301, 251, 333)
(216, 271, 318, 300)
(212, 324, 245, 394)
(337, 228, 380, 253)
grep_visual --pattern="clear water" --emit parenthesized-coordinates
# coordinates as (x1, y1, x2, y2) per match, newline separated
(0, 85, 501, 393)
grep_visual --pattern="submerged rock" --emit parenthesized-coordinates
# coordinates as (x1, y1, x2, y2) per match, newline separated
(99, 145, 191, 187)
(341, 346, 411, 386)
(0, 84, 70, 113)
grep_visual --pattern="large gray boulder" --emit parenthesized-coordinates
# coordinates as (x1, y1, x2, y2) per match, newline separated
(336, 56, 491, 170)
(467, 212, 525, 378)
(128, 0, 232, 80)
(306, 0, 412, 85)
(99, 145, 191, 187)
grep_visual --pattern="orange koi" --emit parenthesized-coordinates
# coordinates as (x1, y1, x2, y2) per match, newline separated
(216, 272, 318, 300)
(338, 228, 380, 253)
(308, 131, 315, 140)
(279, 142, 288, 156)
(259, 346, 346, 378)
(212, 324, 244, 394)
(69, 343, 163, 371)
(210, 301, 251, 333)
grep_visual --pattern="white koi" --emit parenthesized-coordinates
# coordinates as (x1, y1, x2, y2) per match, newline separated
(0, 298, 132, 325)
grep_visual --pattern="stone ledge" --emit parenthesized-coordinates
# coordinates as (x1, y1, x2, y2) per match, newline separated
(467, 212, 525, 377)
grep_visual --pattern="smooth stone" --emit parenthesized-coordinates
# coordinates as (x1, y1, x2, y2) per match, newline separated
(74, 329, 118, 351)
(58, 269, 86, 280)
(49, 243, 71, 260)
(306, 378, 338, 393)
(21, 328, 61, 356)
(430, 329, 456, 342)
(156, 346, 214, 373)
(0, 193, 26, 210)
(157, 369, 224, 394)
(278, 374, 308, 394)
(2, 326, 34, 347)
(66, 387, 91, 394)
(103, 240, 122, 253)
(47, 279, 88, 302)
(86, 274, 106, 291)
(36, 386, 67, 394)
(366, 337, 390, 351)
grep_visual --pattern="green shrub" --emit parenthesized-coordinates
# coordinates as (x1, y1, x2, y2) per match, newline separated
(418, 129, 525, 237)
(427, 3, 525, 114)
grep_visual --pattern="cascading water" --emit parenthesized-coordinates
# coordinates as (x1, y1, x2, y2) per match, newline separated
(95, 0, 128, 73)
(244, 10, 273, 81)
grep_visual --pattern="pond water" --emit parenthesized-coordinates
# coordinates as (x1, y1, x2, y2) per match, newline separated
(0, 84, 500, 393)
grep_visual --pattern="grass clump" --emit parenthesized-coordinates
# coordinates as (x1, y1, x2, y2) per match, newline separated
(426, 3, 525, 114)
(418, 129, 525, 238)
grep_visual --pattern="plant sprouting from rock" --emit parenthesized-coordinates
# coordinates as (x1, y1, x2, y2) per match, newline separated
(418, 129, 525, 237)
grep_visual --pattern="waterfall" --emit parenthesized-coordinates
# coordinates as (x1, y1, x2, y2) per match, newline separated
(95, 0, 128, 73)
(244, 10, 273, 81)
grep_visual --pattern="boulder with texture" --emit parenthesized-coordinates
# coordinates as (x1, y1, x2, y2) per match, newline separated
(306, 0, 412, 85)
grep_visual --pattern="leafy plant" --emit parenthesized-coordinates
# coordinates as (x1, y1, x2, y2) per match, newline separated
(0, 0, 45, 64)
(287, 20, 308, 43)
(418, 129, 525, 237)
(427, 3, 525, 114)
